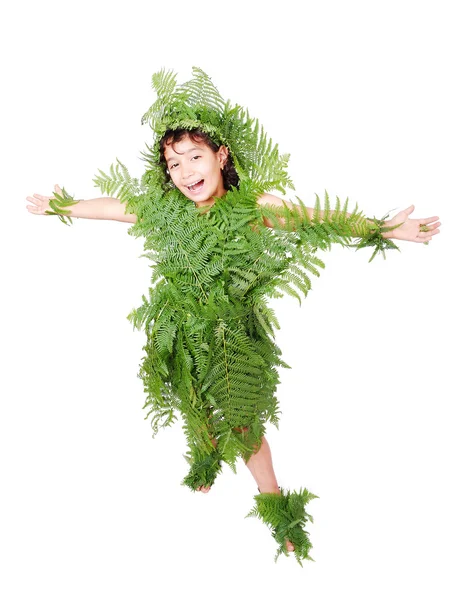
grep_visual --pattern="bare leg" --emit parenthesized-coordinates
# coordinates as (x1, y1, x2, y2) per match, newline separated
(195, 431, 294, 552)
(195, 435, 278, 494)
(244, 436, 279, 493)
(244, 436, 295, 553)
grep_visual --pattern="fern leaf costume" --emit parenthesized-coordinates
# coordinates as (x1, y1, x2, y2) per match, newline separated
(56, 68, 398, 564)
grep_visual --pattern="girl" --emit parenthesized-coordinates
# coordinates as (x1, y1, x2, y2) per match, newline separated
(25, 68, 441, 565)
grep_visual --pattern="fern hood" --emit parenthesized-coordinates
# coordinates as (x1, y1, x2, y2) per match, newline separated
(140, 67, 294, 195)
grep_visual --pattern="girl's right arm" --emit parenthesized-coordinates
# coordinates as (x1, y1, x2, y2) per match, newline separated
(26, 184, 137, 224)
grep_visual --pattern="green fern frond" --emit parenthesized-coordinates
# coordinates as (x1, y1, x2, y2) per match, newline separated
(45, 187, 79, 225)
(93, 159, 145, 212)
(246, 487, 318, 566)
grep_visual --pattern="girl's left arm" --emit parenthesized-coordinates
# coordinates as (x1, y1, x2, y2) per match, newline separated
(257, 194, 441, 244)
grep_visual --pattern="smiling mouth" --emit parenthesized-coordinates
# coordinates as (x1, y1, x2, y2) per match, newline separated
(186, 179, 204, 192)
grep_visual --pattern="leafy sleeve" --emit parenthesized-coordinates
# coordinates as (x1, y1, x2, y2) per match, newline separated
(93, 159, 168, 229)
(258, 192, 400, 262)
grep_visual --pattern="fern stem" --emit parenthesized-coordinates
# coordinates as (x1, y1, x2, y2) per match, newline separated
(220, 322, 232, 423)
(175, 236, 209, 302)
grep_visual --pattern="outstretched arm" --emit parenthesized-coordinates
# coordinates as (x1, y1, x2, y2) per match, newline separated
(26, 184, 137, 224)
(257, 193, 441, 243)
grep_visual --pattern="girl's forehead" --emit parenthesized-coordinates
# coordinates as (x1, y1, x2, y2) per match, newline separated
(164, 137, 208, 159)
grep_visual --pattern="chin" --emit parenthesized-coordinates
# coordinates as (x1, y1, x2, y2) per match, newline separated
(186, 195, 209, 203)
(184, 191, 214, 203)
(177, 188, 207, 203)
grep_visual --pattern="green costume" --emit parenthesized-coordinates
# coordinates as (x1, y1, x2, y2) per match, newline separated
(51, 68, 398, 565)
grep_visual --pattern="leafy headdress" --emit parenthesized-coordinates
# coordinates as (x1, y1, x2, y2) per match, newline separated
(140, 67, 294, 195)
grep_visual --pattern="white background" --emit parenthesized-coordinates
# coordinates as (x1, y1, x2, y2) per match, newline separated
(1, 1, 451, 598)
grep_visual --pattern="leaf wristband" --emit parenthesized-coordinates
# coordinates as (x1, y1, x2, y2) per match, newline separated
(354, 214, 401, 262)
(45, 187, 79, 225)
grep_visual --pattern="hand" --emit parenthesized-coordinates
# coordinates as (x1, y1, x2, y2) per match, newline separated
(383, 205, 441, 243)
(26, 184, 63, 216)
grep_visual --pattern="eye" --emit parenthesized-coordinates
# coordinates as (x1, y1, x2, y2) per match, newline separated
(191, 155, 201, 161)
(169, 162, 179, 170)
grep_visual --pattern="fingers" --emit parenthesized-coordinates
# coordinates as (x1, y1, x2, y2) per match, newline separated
(27, 189, 59, 203)
(403, 205, 415, 216)
(30, 193, 51, 201)
(26, 195, 40, 206)
(416, 234, 432, 243)
(420, 221, 441, 235)
(26, 204, 46, 215)
(25, 197, 46, 215)
(419, 216, 440, 225)
(416, 227, 441, 243)
(25, 191, 52, 215)
(26, 188, 60, 214)
(412, 215, 441, 243)
(25, 195, 47, 214)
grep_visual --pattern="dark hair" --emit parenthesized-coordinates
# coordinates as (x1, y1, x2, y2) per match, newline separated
(159, 128, 239, 190)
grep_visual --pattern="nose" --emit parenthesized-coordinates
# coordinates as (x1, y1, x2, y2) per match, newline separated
(181, 161, 194, 180)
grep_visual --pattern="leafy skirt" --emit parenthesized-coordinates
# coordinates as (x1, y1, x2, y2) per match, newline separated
(135, 282, 287, 490)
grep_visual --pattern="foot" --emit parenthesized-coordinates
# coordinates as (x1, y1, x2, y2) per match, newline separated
(196, 485, 211, 493)
(258, 486, 294, 553)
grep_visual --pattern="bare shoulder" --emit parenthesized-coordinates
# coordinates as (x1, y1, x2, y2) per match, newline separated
(256, 193, 314, 229)
(256, 193, 295, 229)
(256, 193, 294, 209)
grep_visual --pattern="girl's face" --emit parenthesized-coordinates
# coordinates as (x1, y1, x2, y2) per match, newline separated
(163, 135, 229, 207)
